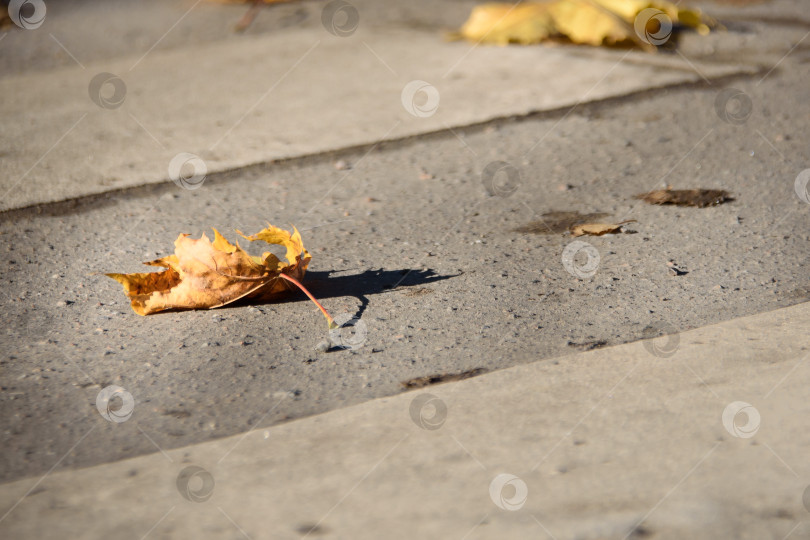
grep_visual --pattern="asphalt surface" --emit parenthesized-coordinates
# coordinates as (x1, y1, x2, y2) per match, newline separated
(2, 0, 810, 486)
(3, 55, 810, 484)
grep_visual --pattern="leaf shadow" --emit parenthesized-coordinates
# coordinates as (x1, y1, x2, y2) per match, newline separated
(241, 268, 460, 321)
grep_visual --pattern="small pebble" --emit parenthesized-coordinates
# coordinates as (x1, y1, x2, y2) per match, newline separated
(334, 159, 351, 170)
(315, 341, 330, 353)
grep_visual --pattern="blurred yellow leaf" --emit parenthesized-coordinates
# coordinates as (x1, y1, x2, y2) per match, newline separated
(549, 0, 629, 47)
(451, 0, 714, 50)
(448, 4, 557, 45)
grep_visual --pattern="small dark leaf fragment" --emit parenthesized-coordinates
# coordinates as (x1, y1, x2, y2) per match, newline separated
(401, 368, 487, 389)
(634, 188, 733, 207)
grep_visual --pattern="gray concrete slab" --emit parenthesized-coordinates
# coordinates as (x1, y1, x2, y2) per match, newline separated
(1, 301, 808, 539)
(0, 0, 773, 211)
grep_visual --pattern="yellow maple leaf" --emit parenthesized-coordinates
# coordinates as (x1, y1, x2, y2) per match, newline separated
(549, 0, 631, 47)
(450, 0, 714, 50)
(107, 224, 333, 325)
(448, 3, 557, 45)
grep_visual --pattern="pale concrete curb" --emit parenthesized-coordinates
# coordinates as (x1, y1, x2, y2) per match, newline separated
(0, 25, 755, 211)
(1, 301, 808, 539)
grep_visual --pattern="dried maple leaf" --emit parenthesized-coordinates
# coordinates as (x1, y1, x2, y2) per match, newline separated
(634, 188, 733, 207)
(107, 224, 334, 325)
(570, 219, 636, 236)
